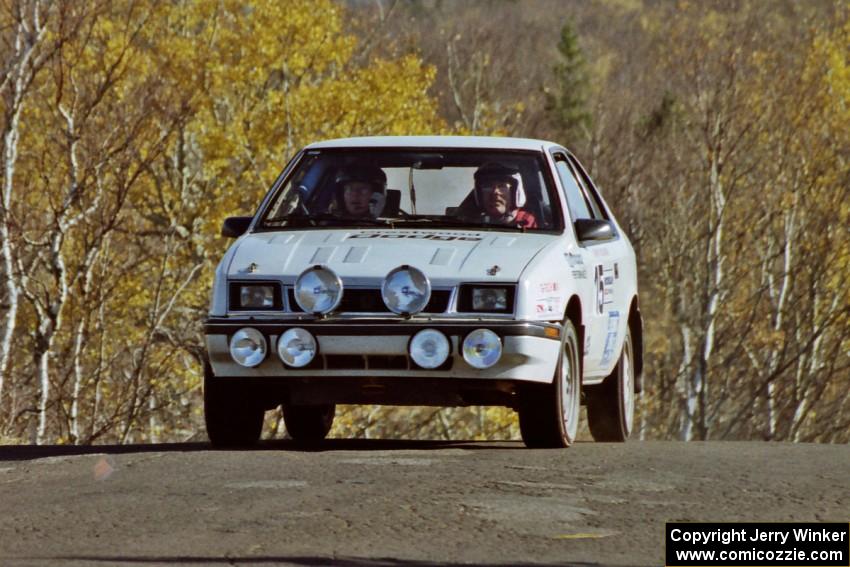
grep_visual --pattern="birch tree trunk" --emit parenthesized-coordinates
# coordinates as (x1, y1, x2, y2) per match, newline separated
(0, 1, 52, 414)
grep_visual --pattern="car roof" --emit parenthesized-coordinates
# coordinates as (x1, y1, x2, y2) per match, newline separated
(305, 136, 562, 152)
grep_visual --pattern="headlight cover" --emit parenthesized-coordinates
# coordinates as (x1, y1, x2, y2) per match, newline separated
(458, 284, 515, 313)
(229, 282, 281, 310)
(382, 265, 431, 315)
(472, 287, 508, 311)
(277, 328, 317, 368)
(229, 327, 267, 367)
(242, 285, 274, 309)
(409, 329, 450, 369)
(294, 265, 343, 314)
(462, 329, 502, 369)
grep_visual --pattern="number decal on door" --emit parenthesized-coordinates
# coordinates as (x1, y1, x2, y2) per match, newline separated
(594, 264, 615, 314)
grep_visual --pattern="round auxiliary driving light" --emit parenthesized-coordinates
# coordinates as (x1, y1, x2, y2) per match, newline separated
(382, 265, 431, 316)
(277, 328, 317, 368)
(409, 329, 450, 369)
(294, 265, 343, 314)
(229, 327, 267, 368)
(462, 329, 502, 369)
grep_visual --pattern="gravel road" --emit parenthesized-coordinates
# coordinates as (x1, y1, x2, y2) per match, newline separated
(0, 440, 847, 566)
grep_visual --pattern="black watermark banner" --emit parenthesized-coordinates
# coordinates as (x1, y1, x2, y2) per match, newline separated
(666, 523, 849, 567)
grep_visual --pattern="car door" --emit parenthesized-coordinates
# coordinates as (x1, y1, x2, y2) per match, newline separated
(551, 150, 628, 378)
(567, 153, 632, 376)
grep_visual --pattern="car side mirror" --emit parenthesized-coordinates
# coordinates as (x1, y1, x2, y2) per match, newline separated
(574, 218, 615, 242)
(221, 216, 252, 238)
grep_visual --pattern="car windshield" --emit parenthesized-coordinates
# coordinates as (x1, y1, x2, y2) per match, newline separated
(259, 149, 561, 231)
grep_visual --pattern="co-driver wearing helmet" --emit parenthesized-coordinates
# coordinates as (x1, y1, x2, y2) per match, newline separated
(473, 163, 538, 229)
(334, 164, 387, 218)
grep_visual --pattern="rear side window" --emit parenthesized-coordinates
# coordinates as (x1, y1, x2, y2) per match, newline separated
(554, 154, 592, 221)
(568, 155, 608, 220)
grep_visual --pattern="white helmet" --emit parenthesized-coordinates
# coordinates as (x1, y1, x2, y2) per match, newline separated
(473, 162, 526, 208)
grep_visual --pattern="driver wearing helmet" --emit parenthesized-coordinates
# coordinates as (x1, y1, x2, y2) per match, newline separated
(333, 164, 387, 218)
(473, 162, 538, 229)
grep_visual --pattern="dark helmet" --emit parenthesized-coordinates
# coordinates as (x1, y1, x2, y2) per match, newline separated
(335, 164, 387, 194)
(473, 162, 526, 208)
(334, 164, 387, 217)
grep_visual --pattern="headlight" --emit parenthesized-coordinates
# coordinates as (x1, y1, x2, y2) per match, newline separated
(382, 265, 431, 315)
(294, 265, 343, 314)
(458, 284, 514, 313)
(277, 328, 317, 368)
(229, 327, 267, 367)
(409, 329, 450, 369)
(462, 329, 502, 369)
(472, 287, 508, 311)
(229, 282, 280, 310)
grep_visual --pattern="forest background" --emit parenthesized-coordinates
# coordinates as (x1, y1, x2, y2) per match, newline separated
(0, 0, 847, 445)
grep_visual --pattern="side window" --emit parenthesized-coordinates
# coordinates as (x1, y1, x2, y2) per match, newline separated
(534, 170, 555, 228)
(568, 155, 607, 220)
(554, 154, 593, 221)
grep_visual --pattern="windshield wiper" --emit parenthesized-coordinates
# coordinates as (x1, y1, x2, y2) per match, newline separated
(391, 215, 522, 230)
(392, 216, 466, 227)
(264, 213, 393, 228)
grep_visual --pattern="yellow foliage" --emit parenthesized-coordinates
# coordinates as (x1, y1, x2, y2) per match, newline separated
(2, 0, 449, 443)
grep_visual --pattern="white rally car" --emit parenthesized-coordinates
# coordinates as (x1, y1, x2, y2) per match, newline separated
(204, 136, 643, 448)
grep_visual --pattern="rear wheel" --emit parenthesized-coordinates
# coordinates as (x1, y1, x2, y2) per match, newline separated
(518, 319, 581, 448)
(586, 328, 635, 442)
(204, 361, 264, 447)
(283, 403, 335, 442)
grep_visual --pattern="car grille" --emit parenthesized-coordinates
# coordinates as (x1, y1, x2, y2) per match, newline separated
(288, 288, 451, 314)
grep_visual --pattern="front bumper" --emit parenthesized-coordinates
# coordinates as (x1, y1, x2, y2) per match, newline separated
(205, 317, 561, 384)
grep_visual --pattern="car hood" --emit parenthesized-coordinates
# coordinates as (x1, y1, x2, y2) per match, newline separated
(227, 229, 558, 285)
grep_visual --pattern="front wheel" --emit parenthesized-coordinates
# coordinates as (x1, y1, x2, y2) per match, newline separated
(518, 319, 581, 448)
(282, 403, 335, 443)
(586, 328, 635, 442)
(204, 361, 264, 448)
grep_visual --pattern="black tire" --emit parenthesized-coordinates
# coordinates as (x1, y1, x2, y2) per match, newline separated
(203, 361, 264, 447)
(283, 403, 335, 442)
(518, 319, 581, 448)
(586, 328, 635, 442)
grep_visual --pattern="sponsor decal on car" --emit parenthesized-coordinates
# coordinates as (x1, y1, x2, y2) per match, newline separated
(600, 310, 620, 367)
(347, 231, 483, 242)
(564, 252, 583, 267)
(539, 282, 559, 294)
(565, 252, 588, 279)
(534, 296, 563, 316)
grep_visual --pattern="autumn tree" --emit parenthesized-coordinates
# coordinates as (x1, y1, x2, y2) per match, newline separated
(2, 0, 847, 445)
(0, 0, 444, 444)
(599, 1, 850, 442)
(726, 15, 850, 442)
(0, 0, 59, 427)
(545, 22, 591, 144)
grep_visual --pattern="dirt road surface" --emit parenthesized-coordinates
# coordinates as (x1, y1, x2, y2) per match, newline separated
(0, 440, 847, 566)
